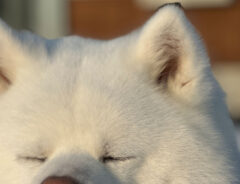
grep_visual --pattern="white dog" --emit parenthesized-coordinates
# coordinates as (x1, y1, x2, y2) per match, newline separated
(0, 3, 239, 184)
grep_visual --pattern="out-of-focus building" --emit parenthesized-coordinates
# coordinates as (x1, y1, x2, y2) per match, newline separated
(0, 0, 69, 38)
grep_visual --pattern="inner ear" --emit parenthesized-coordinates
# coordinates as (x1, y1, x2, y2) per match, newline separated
(154, 31, 181, 86)
(156, 56, 179, 86)
(0, 67, 12, 93)
(0, 68, 11, 84)
(149, 27, 186, 91)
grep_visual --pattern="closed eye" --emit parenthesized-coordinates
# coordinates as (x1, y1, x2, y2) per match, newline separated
(101, 156, 135, 163)
(18, 155, 47, 163)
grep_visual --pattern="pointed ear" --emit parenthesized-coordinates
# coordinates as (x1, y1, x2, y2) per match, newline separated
(0, 19, 33, 93)
(135, 4, 217, 104)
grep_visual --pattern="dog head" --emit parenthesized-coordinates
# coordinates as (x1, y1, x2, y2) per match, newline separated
(0, 4, 239, 184)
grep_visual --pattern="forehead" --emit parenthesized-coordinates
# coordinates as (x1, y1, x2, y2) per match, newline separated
(40, 37, 131, 85)
(47, 35, 133, 61)
(9, 36, 144, 118)
(16, 35, 190, 125)
(37, 36, 137, 96)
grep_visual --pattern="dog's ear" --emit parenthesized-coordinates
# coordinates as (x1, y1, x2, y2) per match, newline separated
(0, 19, 39, 93)
(135, 4, 218, 104)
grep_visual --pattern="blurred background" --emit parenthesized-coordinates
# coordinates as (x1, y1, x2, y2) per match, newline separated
(0, 0, 239, 147)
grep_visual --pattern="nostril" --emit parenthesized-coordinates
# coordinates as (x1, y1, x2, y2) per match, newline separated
(41, 176, 79, 184)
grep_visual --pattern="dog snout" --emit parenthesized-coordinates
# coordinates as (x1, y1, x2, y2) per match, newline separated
(41, 176, 79, 184)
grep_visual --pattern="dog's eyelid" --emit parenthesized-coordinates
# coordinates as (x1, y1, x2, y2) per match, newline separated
(17, 155, 47, 162)
(101, 144, 136, 163)
(101, 155, 135, 163)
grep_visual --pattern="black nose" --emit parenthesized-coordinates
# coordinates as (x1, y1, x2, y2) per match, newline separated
(41, 176, 79, 184)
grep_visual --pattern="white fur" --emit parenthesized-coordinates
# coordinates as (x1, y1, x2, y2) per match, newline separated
(0, 4, 239, 184)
